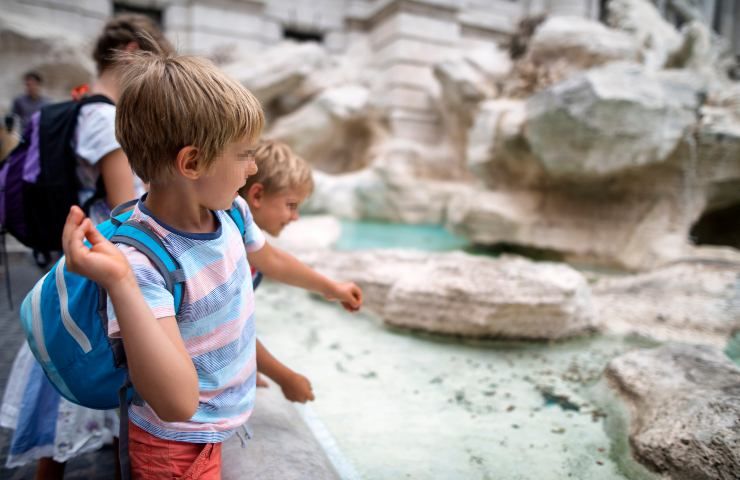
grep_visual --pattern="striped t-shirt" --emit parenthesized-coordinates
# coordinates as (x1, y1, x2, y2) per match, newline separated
(106, 196, 265, 443)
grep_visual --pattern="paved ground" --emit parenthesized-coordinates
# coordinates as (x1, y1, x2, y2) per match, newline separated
(0, 252, 117, 479)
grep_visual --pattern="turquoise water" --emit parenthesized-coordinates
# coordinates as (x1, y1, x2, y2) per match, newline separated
(268, 219, 697, 478)
(336, 221, 469, 251)
(726, 332, 740, 365)
(335, 220, 564, 261)
(258, 283, 659, 480)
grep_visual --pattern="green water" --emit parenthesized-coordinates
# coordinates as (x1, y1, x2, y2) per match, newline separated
(335, 220, 571, 261)
(265, 220, 701, 478)
(336, 221, 470, 252)
(726, 331, 740, 365)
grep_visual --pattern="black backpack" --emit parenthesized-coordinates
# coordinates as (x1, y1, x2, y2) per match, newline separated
(0, 95, 114, 254)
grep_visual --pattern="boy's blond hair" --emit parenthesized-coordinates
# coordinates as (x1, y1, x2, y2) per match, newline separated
(116, 52, 264, 183)
(241, 140, 314, 196)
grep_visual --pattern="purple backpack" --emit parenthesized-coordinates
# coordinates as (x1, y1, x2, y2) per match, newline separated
(0, 95, 113, 253)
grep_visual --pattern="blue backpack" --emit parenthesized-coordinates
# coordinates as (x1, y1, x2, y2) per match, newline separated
(19, 199, 248, 410)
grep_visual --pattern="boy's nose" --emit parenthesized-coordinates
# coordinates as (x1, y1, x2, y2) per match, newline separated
(246, 163, 258, 178)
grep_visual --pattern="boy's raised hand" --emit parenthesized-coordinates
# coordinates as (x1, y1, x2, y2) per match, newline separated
(62, 206, 132, 289)
(325, 281, 363, 312)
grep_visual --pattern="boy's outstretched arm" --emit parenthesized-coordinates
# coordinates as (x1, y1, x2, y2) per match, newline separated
(247, 242, 362, 312)
(63, 207, 199, 422)
(256, 340, 314, 403)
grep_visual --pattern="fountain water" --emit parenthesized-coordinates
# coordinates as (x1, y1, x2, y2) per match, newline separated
(257, 280, 662, 480)
(256, 222, 671, 480)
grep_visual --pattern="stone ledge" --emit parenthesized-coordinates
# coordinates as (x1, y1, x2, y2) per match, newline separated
(221, 380, 341, 480)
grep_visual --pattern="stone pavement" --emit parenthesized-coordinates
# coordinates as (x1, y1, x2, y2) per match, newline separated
(0, 252, 118, 479)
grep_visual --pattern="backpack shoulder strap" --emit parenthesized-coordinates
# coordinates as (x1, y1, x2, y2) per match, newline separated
(109, 198, 138, 227)
(227, 201, 247, 238)
(110, 221, 186, 315)
(108, 201, 244, 315)
(38, 94, 114, 149)
(226, 203, 262, 289)
(36, 95, 114, 185)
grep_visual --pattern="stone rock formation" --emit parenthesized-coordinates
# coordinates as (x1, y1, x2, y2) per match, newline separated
(268, 85, 383, 173)
(279, 210, 739, 346)
(605, 344, 740, 480)
(302, 249, 596, 340)
(465, 99, 536, 186)
(213, 0, 740, 271)
(2, 0, 739, 272)
(606, 0, 683, 69)
(222, 42, 334, 112)
(697, 94, 740, 212)
(267, 215, 342, 254)
(592, 259, 740, 346)
(528, 16, 641, 71)
(448, 59, 739, 269)
(434, 45, 512, 166)
(525, 63, 702, 178)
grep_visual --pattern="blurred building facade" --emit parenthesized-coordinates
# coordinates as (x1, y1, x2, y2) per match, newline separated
(1, 0, 737, 57)
(1, 0, 738, 120)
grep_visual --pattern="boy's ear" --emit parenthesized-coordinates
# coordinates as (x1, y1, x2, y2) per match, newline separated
(124, 41, 140, 52)
(246, 183, 264, 208)
(176, 146, 201, 180)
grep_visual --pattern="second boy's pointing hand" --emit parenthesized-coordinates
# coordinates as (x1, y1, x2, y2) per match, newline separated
(325, 281, 363, 312)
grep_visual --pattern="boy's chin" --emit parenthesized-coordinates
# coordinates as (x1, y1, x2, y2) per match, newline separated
(221, 192, 239, 208)
(211, 199, 236, 211)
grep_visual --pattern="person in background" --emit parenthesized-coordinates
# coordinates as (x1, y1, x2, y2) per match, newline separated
(10, 71, 50, 131)
(0, 14, 172, 480)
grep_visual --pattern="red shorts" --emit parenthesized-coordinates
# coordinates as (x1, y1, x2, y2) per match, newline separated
(128, 420, 222, 479)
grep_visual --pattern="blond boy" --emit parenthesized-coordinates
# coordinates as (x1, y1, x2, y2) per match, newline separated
(239, 140, 316, 402)
(62, 52, 361, 478)
(240, 140, 314, 237)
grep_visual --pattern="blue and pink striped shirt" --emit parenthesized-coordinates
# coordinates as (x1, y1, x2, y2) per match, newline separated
(106, 197, 265, 443)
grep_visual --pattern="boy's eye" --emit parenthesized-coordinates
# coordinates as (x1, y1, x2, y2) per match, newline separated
(238, 150, 256, 161)
(288, 203, 298, 210)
